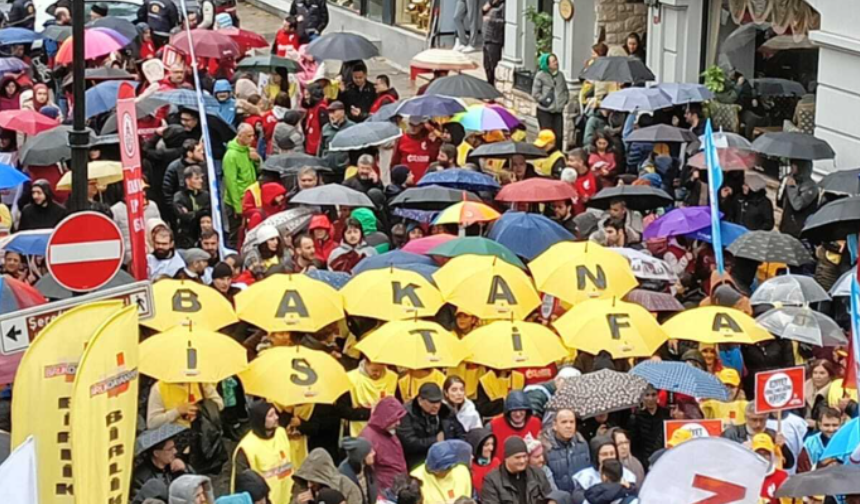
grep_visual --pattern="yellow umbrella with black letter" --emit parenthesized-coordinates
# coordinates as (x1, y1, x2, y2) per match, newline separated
(355, 319, 468, 369)
(143, 279, 238, 331)
(553, 297, 669, 358)
(235, 273, 344, 333)
(462, 320, 567, 369)
(341, 268, 444, 321)
(139, 322, 249, 383)
(662, 306, 773, 345)
(239, 346, 351, 406)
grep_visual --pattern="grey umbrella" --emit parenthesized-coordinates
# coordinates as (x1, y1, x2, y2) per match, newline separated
(749, 274, 830, 306)
(547, 369, 650, 418)
(727, 231, 814, 266)
(775, 464, 860, 497)
(752, 132, 835, 160)
(756, 307, 848, 347)
(655, 83, 714, 105)
(329, 122, 402, 152)
(818, 168, 860, 197)
(389, 185, 480, 210)
(600, 87, 672, 112)
(424, 74, 503, 100)
(99, 97, 172, 135)
(626, 124, 697, 143)
(241, 206, 315, 258)
(87, 16, 138, 41)
(801, 195, 860, 242)
(135, 423, 188, 456)
(20, 126, 97, 166)
(579, 56, 655, 83)
(752, 78, 807, 97)
(265, 153, 332, 172)
(290, 184, 375, 207)
(587, 185, 673, 211)
(306, 32, 379, 61)
(36, 270, 136, 300)
(467, 141, 547, 160)
(368, 102, 402, 123)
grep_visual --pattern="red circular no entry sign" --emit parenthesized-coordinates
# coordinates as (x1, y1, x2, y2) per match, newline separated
(46, 212, 125, 292)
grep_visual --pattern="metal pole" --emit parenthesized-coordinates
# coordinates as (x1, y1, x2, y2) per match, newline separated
(69, 0, 89, 212)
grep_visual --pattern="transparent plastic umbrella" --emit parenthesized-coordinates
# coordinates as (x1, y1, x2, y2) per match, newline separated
(756, 307, 848, 347)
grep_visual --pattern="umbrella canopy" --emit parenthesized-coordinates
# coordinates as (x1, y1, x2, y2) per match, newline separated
(600, 87, 672, 112)
(341, 268, 443, 320)
(463, 320, 567, 369)
(663, 306, 773, 345)
(488, 212, 573, 260)
(830, 269, 856, 297)
(98, 97, 172, 133)
(631, 361, 730, 401)
(686, 220, 748, 247)
(290, 184, 374, 207)
(305, 270, 351, 290)
(428, 236, 525, 268)
(495, 177, 576, 203)
(579, 56, 655, 83)
(613, 248, 678, 282)
(264, 153, 333, 173)
(142, 279, 238, 332)
(698, 131, 754, 151)
(0, 27, 41, 46)
(401, 234, 456, 255)
(687, 148, 755, 171)
(0, 57, 28, 73)
(139, 324, 248, 383)
(219, 26, 269, 53)
(134, 423, 188, 456)
(434, 201, 500, 226)
(170, 29, 241, 59)
(329, 122, 402, 151)
(87, 16, 138, 41)
(241, 207, 315, 255)
(547, 369, 650, 418)
(418, 169, 500, 192)
(56, 29, 127, 63)
(56, 160, 124, 190)
(390, 185, 480, 210)
(235, 273, 345, 333)
(801, 195, 860, 242)
(396, 95, 466, 118)
(727, 231, 813, 266)
(755, 307, 847, 347)
(236, 54, 302, 72)
(820, 416, 860, 460)
(153, 89, 221, 113)
(776, 464, 860, 498)
(626, 124, 698, 144)
(752, 132, 835, 160)
(355, 319, 467, 369)
(0, 109, 57, 136)
(20, 126, 95, 166)
(85, 80, 124, 119)
(749, 275, 830, 306)
(655, 83, 714, 104)
(0, 275, 46, 313)
(368, 101, 401, 123)
(352, 250, 436, 274)
(35, 270, 135, 300)
(454, 104, 520, 131)
(0, 229, 49, 255)
(819, 168, 860, 197)
(306, 32, 379, 61)
(643, 206, 713, 240)
(0, 163, 29, 190)
(411, 49, 479, 72)
(530, 241, 638, 305)
(467, 141, 547, 160)
(752, 78, 807, 97)
(588, 185, 674, 211)
(425, 73, 501, 99)
(434, 254, 540, 320)
(624, 289, 685, 312)
(554, 297, 668, 358)
(239, 346, 351, 406)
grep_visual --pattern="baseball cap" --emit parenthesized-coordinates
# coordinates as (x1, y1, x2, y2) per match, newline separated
(718, 368, 741, 387)
(534, 129, 556, 148)
(418, 383, 443, 402)
(752, 433, 774, 454)
(667, 428, 693, 448)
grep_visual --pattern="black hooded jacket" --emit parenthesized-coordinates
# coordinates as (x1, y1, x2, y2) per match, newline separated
(233, 402, 276, 481)
(18, 180, 68, 231)
(396, 399, 466, 470)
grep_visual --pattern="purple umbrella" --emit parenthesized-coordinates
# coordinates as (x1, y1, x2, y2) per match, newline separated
(90, 27, 132, 47)
(0, 57, 28, 74)
(643, 206, 719, 240)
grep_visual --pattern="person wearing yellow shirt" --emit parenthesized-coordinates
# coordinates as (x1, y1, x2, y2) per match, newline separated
(411, 440, 473, 504)
(232, 402, 294, 504)
(532, 130, 565, 178)
(475, 369, 525, 418)
(398, 368, 447, 403)
(447, 312, 484, 399)
(147, 381, 224, 429)
(347, 360, 398, 437)
(701, 368, 748, 426)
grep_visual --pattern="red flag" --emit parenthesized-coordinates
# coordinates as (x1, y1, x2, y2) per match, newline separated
(116, 82, 147, 280)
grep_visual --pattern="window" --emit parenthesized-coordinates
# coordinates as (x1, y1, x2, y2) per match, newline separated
(396, 0, 432, 32)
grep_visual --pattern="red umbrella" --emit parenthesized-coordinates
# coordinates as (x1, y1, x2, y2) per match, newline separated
(55, 29, 128, 64)
(170, 29, 241, 59)
(401, 234, 456, 255)
(496, 178, 577, 203)
(219, 27, 268, 53)
(687, 148, 755, 171)
(0, 110, 59, 136)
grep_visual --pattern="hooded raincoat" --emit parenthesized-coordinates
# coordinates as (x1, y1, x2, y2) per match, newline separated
(359, 397, 408, 491)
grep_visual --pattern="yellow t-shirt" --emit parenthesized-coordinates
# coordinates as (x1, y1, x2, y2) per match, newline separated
(398, 369, 446, 402)
(347, 368, 398, 437)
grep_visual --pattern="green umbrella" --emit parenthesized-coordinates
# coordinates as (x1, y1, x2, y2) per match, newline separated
(236, 54, 302, 72)
(428, 237, 526, 269)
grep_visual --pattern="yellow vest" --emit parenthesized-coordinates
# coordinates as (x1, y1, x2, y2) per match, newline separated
(347, 368, 398, 437)
(279, 403, 314, 469)
(457, 142, 473, 167)
(701, 399, 747, 426)
(827, 378, 859, 407)
(410, 464, 472, 504)
(398, 369, 447, 402)
(478, 370, 525, 402)
(158, 382, 203, 428)
(446, 363, 485, 400)
(532, 151, 564, 177)
(232, 427, 294, 504)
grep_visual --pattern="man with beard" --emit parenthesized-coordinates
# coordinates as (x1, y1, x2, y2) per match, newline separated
(291, 234, 323, 273)
(172, 166, 211, 249)
(199, 230, 220, 267)
(436, 143, 458, 169)
(148, 227, 186, 279)
(343, 155, 383, 194)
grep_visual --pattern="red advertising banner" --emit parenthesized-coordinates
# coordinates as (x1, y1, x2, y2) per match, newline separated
(116, 82, 147, 281)
(663, 419, 724, 447)
(754, 366, 805, 414)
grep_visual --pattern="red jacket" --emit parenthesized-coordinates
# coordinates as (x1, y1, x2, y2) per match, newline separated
(140, 40, 156, 60)
(471, 458, 501, 494)
(370, 89, 399, 114)
(304, 100, 328, 156)
(575, 171, 598, 202)
(488, 415, 541, 459)
(273, 30, 301, 57)
(260, 110, 281, 154)
(392, 131, 441, 180)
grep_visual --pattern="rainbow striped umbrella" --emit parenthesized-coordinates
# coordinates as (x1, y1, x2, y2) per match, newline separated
(433, 201, 501, 226)
(454, 104, 520, 132)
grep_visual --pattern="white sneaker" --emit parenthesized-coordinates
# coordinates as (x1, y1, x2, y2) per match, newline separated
(461, 45, 476, 53)
(453, 41, 463, 51)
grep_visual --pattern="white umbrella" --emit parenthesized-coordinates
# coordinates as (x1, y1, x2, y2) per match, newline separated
(613, 248, 678, 282)
(756, 307, 848, 347)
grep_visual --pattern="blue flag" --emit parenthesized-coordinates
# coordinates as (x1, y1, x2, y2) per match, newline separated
(703, 119, 724, 274)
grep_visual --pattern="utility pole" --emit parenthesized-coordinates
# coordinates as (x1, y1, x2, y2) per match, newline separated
(68, 0, 88, 212)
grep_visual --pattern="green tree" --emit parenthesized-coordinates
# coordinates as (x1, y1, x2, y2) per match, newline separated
(525, 6, 553, 63)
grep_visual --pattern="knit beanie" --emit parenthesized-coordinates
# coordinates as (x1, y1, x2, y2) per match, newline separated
(342, 437, 372, 467)
(391, 165, 411, 186)
(504, 436, 528, 459)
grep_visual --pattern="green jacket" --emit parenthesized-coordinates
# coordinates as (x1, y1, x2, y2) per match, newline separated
(222, 139, 259, 212)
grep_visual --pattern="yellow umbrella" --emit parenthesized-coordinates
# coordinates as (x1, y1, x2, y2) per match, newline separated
(56, 161, 124, 190)
(433, 255, 540, 320)
(434, 201, 501, 226)
(529, 241, 638, 305)
(142, 279, 238, 331)
(239, 346, 351, 406)
(355, 319, 468, 369)
(139, 323, 248, 383)
(553, 297, 668, 358)
(662, 306, 774, 345)
(341, 268, 443, 321)
(463, 320, 567, 369)
(235, 273, 344, 333)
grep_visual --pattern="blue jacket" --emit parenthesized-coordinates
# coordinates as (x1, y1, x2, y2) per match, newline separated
(214, 80, 236, 126)
(804, 433, 827, 467)
(545, 432, 591, 494)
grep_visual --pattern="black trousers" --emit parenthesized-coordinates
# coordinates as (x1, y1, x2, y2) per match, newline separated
(537, 108, 565, 150)
(484, 43, 503, 86)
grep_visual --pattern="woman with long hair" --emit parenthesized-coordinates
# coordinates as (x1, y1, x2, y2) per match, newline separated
(443, 375, 481, 432)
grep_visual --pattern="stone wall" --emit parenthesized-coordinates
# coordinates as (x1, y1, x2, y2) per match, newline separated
(597, 0, 648, 45)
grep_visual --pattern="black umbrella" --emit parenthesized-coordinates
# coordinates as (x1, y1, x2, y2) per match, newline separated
(801, 195, 860, 242)
(626, 124, 697, 143)
(424, 74, 503, 100)
(752, 132, 835, 161)
(36, 270, 136, 300)
(134, 423, 188, 456)
(306, 32, 379, 61)
(389, 185, 481, 210)
(264, 153, 333, 173)
(727, 231, 813, 266)
(42, 25, 72, 42)
(99, 97, 171, 135)
(236, 54, 303, 72)
(547, 369, 650, 418)
(178, 106, 237, 146)
(752, 78, 807, 98)
(87, 16, 138, 41)
(580, 56, 655, 83)
(20, 126, 96, 166)
(467, 141, 547, 160)
(776, 464, 860, 498)
(818, 168, 860, 197)
(587, 185, 674, 211)
(61, 67, 136, 87)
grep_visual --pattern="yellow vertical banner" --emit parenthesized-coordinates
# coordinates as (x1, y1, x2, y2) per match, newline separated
(71, 305, 140, 504)
(11, 300, 125, 504)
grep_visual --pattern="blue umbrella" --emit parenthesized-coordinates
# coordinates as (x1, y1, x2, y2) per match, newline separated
(392, 207, 438, 224)
(0, 163, 28, 189)
(0, 230, 50, 255)
(305, 270, 351, 290)
(0, 28, 41, 46)
(418, 169, 500, 192)
(153, 89, 221, 114)
(686, 221, 748, 247)
(395, 95, 465, 118)
(488, 212, 573, 260)
(85, 80, 123, 119)
(821, 417, 859, 461)
(353, 250, 435, 276)
(630, 361, 729, 401)
(654, 83, 714, 105)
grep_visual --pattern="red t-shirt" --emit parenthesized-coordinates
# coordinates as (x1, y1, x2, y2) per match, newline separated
(575, 171, 598, 202)
(392, 133, 441, 180)
(274, 30, 301, 57)
(488, 415, 541, 459)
